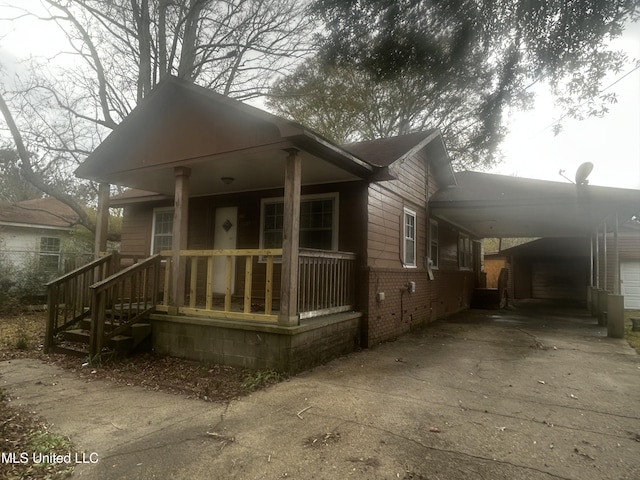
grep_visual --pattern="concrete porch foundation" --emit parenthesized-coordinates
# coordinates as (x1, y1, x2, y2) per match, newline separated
(149, 311, 362, 373)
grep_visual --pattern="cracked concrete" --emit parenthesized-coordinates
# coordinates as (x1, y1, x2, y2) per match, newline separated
(1, 300, 639, 479)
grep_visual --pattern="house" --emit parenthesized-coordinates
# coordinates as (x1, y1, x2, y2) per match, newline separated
(44, 76, 640, 371)
(44, 76, 480, 371)
(0, 197, 81, 282)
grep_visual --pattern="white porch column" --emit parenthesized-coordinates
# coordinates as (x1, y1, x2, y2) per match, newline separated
(170, 167, 191, 309)
(94, 182, 110, 257)
(279, 150, 301, 326)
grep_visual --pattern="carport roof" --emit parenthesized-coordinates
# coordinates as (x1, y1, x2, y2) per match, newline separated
(430, 171, 640, 238)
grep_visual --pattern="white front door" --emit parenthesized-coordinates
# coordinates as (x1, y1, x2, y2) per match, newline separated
(213, 206, 237, 294)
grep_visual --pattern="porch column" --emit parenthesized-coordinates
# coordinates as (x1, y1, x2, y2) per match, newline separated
(170, 167, 191, 309)
(279, 150, 301, 326)
(594, 229, 600, 288)
(602, 221, 607, 291)
(613, 213, 620, 295)
(94, 182, 110, 257)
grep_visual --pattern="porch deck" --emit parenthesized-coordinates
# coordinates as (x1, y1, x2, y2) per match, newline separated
(45, 248, 360, 372)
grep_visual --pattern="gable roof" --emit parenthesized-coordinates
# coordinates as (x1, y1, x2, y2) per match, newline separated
(75, 76, 380, 194)
(77, 76, 455, 197)
(344, 130, 456, 187)
(0, 197, 79, 230)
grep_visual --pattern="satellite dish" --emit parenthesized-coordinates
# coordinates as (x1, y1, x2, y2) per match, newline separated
(575, 162, 594, 185)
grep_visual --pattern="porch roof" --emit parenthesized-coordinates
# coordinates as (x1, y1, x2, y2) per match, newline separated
(430, 171, 640, 238)
(76, 76, 387, 196)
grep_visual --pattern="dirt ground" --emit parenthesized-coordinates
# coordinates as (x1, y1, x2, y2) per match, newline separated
(2, 302, 639, 480)
(0, 312, 270, 480)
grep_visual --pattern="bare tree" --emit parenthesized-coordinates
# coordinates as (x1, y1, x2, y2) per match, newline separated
(0, 0, 314, 233)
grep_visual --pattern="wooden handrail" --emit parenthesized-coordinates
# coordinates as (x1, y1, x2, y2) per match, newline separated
(89, 254, 162, 356)
(45, 253, 113, 287)
(44, 253, 118, 353)
(91, 254, 161, 293)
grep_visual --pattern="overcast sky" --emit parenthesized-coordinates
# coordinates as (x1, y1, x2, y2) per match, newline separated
(1, 2, 639, 190)
(493, 20, 640, 190)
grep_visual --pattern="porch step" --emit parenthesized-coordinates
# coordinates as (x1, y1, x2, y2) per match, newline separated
(64, 329, 91, 343)
(51, 345, 88, 357)
(61, 323, 152, 355)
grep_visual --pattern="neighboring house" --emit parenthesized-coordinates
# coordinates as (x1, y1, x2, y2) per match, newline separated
(0, 197, 80, 281)
(44, 76, 640, 372)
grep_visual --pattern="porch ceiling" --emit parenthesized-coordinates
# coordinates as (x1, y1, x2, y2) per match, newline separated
(101, 147, 363, 196)
(430, 171, 640, 238)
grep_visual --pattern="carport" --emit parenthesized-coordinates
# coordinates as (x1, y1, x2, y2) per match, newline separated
(429, 171, 640, 336)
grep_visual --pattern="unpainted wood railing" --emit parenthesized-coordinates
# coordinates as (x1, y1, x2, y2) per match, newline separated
(298, 249, 356, 319)
(157, 249, 283, 322)
(89, 254, 162, 356)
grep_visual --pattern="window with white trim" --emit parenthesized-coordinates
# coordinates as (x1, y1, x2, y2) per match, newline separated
(429, 219, 439, 269)
(458, 233, 471, 269)
(260, 193, 338, 251)
(403, 208, 417, 267)
(39, 236, 61, 274)
(151, 208, 174, 254)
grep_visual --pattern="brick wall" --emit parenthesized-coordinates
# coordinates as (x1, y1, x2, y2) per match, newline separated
(362, 266, 474, 346)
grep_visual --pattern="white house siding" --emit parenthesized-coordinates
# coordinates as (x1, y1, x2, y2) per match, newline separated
(0, 225, 67, 271)
(621, 261, 640, 310)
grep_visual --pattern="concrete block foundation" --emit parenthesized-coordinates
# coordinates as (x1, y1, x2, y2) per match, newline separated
(149, 311, 362, 374)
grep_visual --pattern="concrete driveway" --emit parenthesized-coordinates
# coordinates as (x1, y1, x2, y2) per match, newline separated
(2, 301, 639, 479)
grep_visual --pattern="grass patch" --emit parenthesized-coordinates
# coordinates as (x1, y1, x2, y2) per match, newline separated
(0, 312, 46, 359)
(624, 310, 640, 354)
(242, 368, 286, 391)
(0, 388, 76, 480)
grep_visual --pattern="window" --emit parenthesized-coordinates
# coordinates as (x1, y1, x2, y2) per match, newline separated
(458, 234, 471, 269)
(261, 194, 338, 251)
(40, 236, 61, 274)
(429, 220, 439, 269)
(403, 208, 417, 267)
(151, 208, 174, 254)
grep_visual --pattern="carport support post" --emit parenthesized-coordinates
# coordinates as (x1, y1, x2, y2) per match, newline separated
(170, 167, 191, 311)
(607, 294, 625, 338)
(597, 289, 609, 327)
(279, 150, 301, 326)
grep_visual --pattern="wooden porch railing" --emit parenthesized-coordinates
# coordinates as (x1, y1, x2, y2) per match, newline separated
(298, 249, 356, 319)
(45, 253, 119, 353)
(89, 254, 162, 356)
(157, 249, 283, 322)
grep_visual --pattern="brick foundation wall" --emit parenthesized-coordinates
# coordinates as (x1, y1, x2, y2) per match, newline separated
(363, 267, 475, 346)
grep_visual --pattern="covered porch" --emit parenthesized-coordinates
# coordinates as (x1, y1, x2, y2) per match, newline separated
(46, 76, 382, 371)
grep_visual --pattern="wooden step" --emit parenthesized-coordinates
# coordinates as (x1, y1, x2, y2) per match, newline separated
(51, 345, 88, 357)
(63, 329, 91, 344)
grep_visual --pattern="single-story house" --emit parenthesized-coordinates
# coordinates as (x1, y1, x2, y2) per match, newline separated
(0, 197, 80, 279)
(45, 76, 480, 371)
(43, 76, 640, 371)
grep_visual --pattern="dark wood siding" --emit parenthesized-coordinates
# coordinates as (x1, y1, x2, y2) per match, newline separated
(531, 258, 588, 303)
(119, 182, 368, 301)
